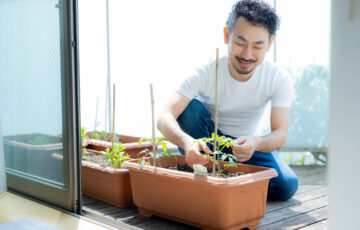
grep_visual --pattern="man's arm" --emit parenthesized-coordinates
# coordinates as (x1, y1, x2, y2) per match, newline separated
(157, 92, 212, 167)
(231, 107, 290, 162)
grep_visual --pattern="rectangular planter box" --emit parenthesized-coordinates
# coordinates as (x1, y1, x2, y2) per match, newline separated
(82, 134, 154, 208)
(124, 155, 278, 230)
(82, 161, 133, 208)
(85, 133, 153, 158)
(3, 133, 63, 182)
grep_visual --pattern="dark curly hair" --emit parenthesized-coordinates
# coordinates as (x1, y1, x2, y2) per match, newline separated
(226, 0, 280, 36)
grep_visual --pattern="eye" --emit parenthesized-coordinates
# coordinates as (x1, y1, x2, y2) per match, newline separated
(235, 42, 245, 46)
(254, 46, 263, 50)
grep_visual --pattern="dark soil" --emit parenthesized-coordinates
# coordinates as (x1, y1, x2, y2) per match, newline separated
(167, 164, 247, 178)
(82, 151, 111, 168)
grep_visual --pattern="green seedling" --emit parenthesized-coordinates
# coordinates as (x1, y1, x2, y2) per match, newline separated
(102, 143, 130, 169)
(30, 135, 49, 146)
(81, 126, 88, 153)
(197, 133, 238, 177)
(92, 131, 106, 141)
(137, 137, 176, 169)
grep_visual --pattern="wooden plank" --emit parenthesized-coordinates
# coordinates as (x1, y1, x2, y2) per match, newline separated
(85, 201, 113, 210)
(266, 187, 327, 213)
(298, 219, 328, 230)
(83, 205, 129, 216)
(296, 185, 325, 194)
(259, 207, 327, 230)
(260, 196, 328, 226)
(299, 173, 327, 186)
(291, 166, 327, 177)
(82, 195, 101, 205)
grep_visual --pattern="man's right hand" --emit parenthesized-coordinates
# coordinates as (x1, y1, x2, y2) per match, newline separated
(184, 139, 212, 168)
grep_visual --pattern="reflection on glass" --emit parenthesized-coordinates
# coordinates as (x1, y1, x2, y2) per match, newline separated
(0, 0, 65, 185)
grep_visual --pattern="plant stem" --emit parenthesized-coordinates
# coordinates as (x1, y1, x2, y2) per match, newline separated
(112, 84, 116, 152)
(213, 48, 219, 176)
(150, 84, 156, 169)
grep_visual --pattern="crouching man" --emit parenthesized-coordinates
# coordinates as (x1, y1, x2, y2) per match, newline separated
(157, 0, 298, 201)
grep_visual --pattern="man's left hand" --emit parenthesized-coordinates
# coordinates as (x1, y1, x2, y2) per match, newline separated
(230, 136, 259, 162)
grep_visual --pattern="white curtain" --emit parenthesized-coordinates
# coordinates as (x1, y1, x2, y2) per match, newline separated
(0, 119, 6, 193)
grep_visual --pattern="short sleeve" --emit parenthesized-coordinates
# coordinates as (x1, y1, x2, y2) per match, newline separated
(176, 62, 213, 100)
(271, 72, 295, 107)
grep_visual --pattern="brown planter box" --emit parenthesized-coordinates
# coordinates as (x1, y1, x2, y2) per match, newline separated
(124, 155, 278, 230)
(82, 161, 133, 208)
(82, 134, 154, 208)
(85, 133, 153, 158)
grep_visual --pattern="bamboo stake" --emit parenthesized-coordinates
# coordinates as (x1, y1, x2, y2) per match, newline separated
(150, 84, 156, 169)
(111, 84, 116, 151)
(213, 48, 219, 176)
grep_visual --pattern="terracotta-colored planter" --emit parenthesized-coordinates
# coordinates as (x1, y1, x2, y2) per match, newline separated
(85, 133, 153, 158)
(124, 155, 278, 230)
(82, 134, 154, 208)
(82, 161, 133, 208)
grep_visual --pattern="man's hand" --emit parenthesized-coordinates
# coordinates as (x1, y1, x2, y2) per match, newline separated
(230, 136, 260, 162)
(184, 139, 212, 168)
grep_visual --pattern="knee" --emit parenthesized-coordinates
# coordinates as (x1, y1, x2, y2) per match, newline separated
(269, 173, 298, 201)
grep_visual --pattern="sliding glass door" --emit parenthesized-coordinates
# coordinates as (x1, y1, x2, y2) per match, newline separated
(0, 0, 81, 212)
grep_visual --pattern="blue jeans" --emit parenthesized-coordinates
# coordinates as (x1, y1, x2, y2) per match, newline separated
(177, 99, 298, 201)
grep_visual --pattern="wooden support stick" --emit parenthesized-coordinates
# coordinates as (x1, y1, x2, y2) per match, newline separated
(111, 84, 116, 151)
(150, 84, 156, 168)
(213, 48, 219, 176)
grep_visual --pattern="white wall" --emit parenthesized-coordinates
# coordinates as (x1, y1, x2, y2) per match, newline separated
(329, 0, 360, 229)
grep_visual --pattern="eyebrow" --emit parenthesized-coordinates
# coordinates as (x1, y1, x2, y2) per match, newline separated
(236, 35, 265, 45)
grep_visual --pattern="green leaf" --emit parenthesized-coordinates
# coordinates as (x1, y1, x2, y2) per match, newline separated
(138, 138, 144, 147)
(221, 154, 227, 161)
(162, 142, 167, 152)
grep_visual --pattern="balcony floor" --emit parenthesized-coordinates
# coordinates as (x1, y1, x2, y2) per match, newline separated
(83, 165, 328, 230)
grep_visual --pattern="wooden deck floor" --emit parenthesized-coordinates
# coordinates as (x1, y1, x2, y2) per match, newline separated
(82, 165, 328, 230)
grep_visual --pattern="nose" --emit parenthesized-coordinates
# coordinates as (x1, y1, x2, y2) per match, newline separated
(241, 46, 253, 60)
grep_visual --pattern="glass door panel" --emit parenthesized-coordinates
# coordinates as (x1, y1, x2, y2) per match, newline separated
(0, 0, 80, 212)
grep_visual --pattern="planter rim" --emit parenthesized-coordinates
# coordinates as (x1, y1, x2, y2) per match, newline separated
(123, 156, 278, 186)
(87, 139, 153, 150)
(82, 161, 129, 174)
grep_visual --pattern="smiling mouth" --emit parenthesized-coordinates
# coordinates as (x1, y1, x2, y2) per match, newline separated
(236, 57, 256, 68)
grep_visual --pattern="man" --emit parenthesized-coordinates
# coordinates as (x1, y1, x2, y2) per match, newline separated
(157, 0, 298, 201)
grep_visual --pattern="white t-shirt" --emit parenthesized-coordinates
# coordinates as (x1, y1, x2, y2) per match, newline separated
(177, 55, 294, 138)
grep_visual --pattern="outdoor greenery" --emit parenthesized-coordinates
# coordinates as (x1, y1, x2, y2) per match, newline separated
(137, 137, 174, 169)
(102, 144, 130, 169)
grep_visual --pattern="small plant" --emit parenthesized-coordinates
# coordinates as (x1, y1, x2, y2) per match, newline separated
(137, 137, 174, 169)
(284, 155, 292, 164)
(92, 131, 106, 141)
(102, 143, 130, 169)
(30, 135, 49, 145)
(81, 126, 88, 153)
(197, 133, 238, 177)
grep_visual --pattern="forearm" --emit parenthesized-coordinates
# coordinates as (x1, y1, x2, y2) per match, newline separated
(254, 129, 287, 153)
(157, 113, 194, 151)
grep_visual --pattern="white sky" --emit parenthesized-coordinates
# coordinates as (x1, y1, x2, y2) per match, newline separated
(78, 0, 330, 137)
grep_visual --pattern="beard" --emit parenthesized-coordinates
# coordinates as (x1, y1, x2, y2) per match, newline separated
(231, 56, 257, 75)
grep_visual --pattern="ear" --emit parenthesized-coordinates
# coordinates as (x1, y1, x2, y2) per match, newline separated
(223, 26, 230, 44)
(267, 35, 275, 51)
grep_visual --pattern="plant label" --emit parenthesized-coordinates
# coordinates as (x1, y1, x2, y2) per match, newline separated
(193, 164, 208, 176)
